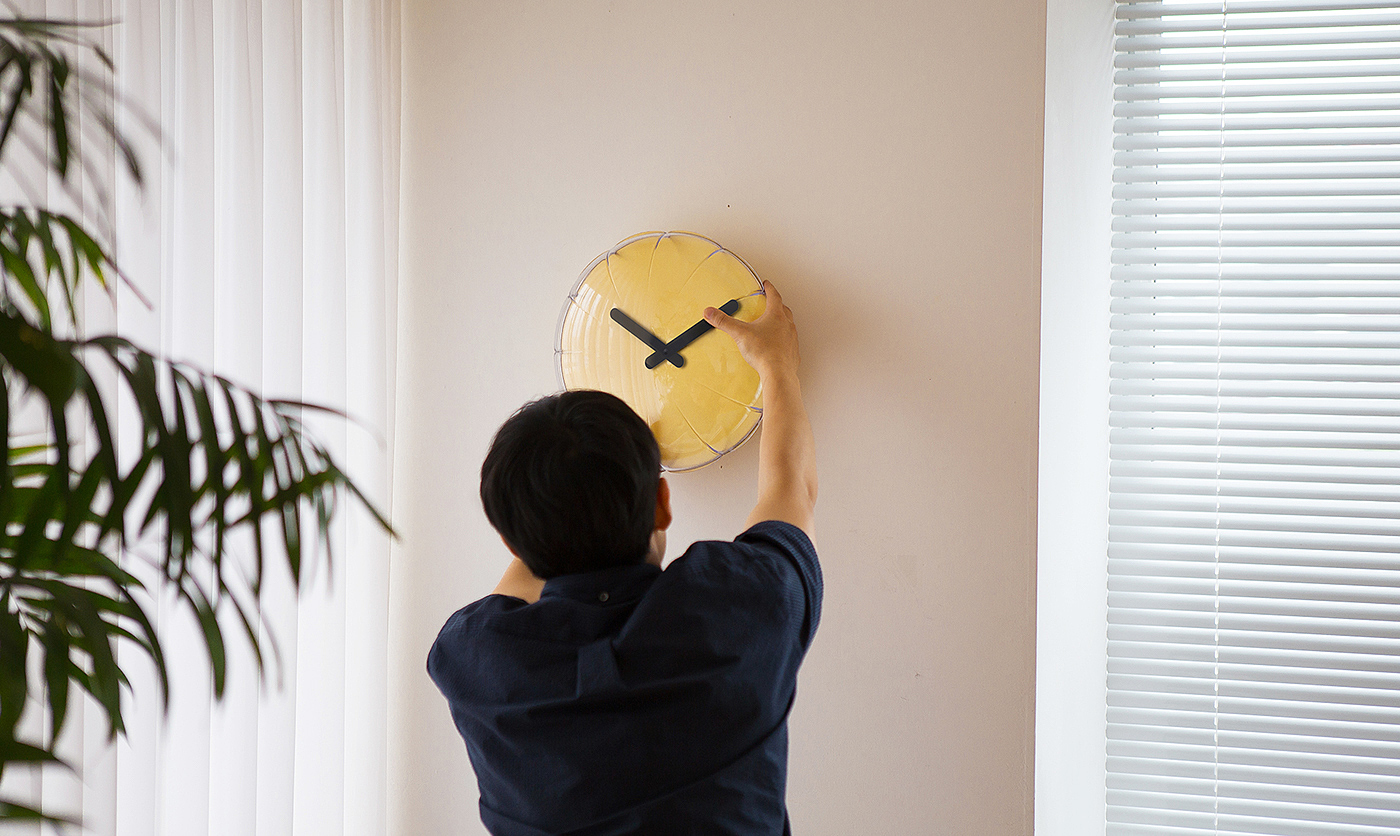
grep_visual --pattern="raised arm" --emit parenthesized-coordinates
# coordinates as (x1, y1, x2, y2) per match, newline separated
(704, 281, 817, 540)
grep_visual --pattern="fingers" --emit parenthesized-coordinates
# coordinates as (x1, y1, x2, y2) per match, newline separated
(706, 280, 787, 335)
(759, 280, 782, 312)
(745, 281, 780, 324)
(756, 280, 793, 326)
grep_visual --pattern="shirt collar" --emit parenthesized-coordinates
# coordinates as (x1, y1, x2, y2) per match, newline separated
(540, 562, 661, 605)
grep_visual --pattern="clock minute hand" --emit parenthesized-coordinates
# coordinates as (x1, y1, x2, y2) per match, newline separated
(644, 298, 742, 370)
(610, 307, 684, 368)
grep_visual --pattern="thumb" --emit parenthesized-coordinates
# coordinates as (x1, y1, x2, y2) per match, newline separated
(704, 305, 743, 335)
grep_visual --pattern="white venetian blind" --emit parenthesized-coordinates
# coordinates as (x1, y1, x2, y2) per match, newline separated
(1107, 2, 1400, 835)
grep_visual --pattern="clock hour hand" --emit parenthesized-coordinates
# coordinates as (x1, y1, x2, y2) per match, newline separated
(610, 307, 684, 368)
(644, 298, 741, 370)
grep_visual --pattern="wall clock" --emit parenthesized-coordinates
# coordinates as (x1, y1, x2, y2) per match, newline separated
(556, 231, 767, 471)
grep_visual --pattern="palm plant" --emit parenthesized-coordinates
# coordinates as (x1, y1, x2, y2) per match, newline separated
(0, 16, 391, 824)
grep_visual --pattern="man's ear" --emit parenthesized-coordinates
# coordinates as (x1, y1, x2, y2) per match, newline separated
(655, 477, 673, 531)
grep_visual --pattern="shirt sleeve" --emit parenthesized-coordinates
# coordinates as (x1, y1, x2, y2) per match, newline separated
(734, 520, 823, 649)
(426, 594, 524, 700)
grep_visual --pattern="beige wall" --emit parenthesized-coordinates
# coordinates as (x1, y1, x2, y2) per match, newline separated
(390, 1, 1046, 833)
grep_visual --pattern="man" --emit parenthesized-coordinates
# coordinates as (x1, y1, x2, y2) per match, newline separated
(428, 281, 819, 835)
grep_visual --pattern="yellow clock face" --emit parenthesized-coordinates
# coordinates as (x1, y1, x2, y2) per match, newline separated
(557, 231, 766, 471)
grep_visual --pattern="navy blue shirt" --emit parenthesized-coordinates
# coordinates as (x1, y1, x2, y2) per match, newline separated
(427, 521, 822, 836)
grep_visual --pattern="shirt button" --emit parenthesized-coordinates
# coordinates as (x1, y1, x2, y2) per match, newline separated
(598, 592, 610, 602)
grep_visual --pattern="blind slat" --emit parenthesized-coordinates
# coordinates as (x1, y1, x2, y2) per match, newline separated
(1116, 113, 1400, 132)
(1118, 62, 1400, 84)
(1116, 28, 1400, 50)
(1119, 1, 1400, 19)
(1117, 12, 1400, 35)
(1118, 44, 1400, 67)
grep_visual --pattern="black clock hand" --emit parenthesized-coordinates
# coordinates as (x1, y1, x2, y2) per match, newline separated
(644, 298, 741, 370)
(610, 307, 684, 368)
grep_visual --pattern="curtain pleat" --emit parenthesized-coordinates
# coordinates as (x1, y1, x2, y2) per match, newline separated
(0, 1, 406, 834)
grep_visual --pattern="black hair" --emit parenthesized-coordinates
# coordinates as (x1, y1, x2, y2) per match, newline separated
(479, 390, 661, 579)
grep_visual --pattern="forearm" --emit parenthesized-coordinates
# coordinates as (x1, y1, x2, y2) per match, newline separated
(703, 280, 815, 537)
(746, 369, 817, 536)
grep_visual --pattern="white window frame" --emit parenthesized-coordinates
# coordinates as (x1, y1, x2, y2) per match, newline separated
(1036, 0, 1117, 833)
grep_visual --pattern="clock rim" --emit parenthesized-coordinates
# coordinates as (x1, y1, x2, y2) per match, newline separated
(554, 230, 765, 472)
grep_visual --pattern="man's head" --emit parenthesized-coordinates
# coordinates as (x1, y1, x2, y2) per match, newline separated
(480, 390, 664, 579)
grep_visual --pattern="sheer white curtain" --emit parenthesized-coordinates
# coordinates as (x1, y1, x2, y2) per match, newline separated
(8, 1, 399, 834)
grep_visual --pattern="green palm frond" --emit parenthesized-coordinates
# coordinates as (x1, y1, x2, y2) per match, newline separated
(0, 16, 145, 219)
(0, 315, 390, 727)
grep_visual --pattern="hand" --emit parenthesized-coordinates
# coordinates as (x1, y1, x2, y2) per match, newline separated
(644, 298, 740, 369)
(703, 281, 799, 381)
